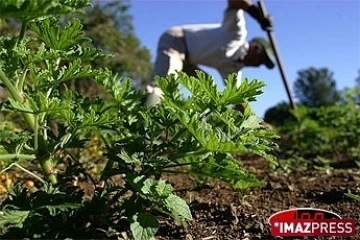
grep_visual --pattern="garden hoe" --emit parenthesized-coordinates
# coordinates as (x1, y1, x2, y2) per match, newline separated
(257, 0, 297, 110)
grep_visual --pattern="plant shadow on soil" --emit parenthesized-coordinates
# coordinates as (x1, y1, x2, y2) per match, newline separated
(156, 157, 360, 240)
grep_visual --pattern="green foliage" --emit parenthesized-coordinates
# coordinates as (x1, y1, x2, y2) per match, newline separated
(130, 213, 158, 240)
(275, 87, 360, 162)
(264, 101, 296, 126)
(0, 1, 277, 239)
(0, 183, 85, 238)
(355, 69, 360, 86)
(107, 71, 278, 187)
(341, 83, 360, 107)
(0, 209, 30, 229)
(79, 0, 152, 88)
(345, 193, 360, 202)
(30, 18, 89, 51)
(294, 67, 340, 107)
(0, 0, 90, 22)
(0, 0, 152, 101)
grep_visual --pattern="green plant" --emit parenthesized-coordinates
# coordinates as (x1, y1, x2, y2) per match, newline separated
(270, 157, 309, 176)
(275, 87, 360, 164)
(345, 193, 360, 202)
(294, 67, 340, 107)
(263, 101, 296, 127)
(0, 0, 278, 239)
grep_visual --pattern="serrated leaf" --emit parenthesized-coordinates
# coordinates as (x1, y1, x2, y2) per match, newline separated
(222, 77, 265, 105)
(140, 178, 154, 195)
(155, 180, 173, 198)
(233, 178, 265, 189)
(0, 129, 20, 142)
(30, 18, 89, 51)
(118, 150, 141, 164)
(0, 0, 91, 22)
(95, 72, 136, 104)
(60, 132, 72, 148)
(165, 194, 192, 221)
(356, 161, 360, 168)
(219, 73, 238, 104)
(177, 72, 201, 97)
(345, 193, 360, 202)
(125, 174, 148, 194)
(38, 202, 83, 216)
(241, 115, 261, 130)
(130, 212, 158, 240)
(57, 59, 99, 83)
(189, 154, 264, 189)
(166, 101, 250, 153)
(215, 110, 237, 132)
(0, 145, 8, 154)
(7, 97, 34, 114)
(28, 92, 70, 114)
(64, 45, 105, 61)
(194, 71, 219, 103)
(71, 108, 113, 129)
(0, 209, 30, 228)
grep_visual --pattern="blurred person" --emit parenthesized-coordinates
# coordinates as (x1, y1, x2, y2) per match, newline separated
(146, 0, 276, 111)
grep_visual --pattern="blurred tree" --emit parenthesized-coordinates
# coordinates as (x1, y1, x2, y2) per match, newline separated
(355, 69, 360, 85)
(294, 67, 340, 107)
(333, 69, 360, 108)
(264, 101, 296, 126)
(0, 0, 152, 100)
(79, 0, 152, 88)
(353, 69, 360, 105)
(63, 0, 152, 96)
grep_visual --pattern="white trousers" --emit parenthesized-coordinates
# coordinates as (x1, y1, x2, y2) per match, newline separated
(146, 27, 205, 106)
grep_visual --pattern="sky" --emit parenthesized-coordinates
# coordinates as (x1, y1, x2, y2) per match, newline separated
(128, 0, 360, 118)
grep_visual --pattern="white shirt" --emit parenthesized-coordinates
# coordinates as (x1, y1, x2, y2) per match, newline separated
(180, 8, 248, 87)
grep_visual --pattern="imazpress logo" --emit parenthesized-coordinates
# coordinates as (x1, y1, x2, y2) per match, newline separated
(268, 208, 356, 237)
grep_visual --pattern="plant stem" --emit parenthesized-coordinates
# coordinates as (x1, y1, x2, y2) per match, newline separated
(0, 154, 36, 161)
(170, 149, 209, 160)
(39, 156, 57, 185)
(16, 69, 28, 90)
(35, 120, 57, 185)
(100, 157, 114, 182)
(169, 128, 187, 142)
(159, 162, 193, 169)
(162, 170, 189, 174)
(17, 21, 27, 45)
(0, 22, 58, 185)
(15, 163, 46, 184)
(34, 115, 39, 150)
(0, 68, 35, 131)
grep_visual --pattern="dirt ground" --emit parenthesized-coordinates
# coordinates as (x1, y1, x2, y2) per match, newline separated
(1, 156, 359, 240)
(157, 157, 360, 240)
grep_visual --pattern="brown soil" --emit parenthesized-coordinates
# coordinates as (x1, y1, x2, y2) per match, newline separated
(156, 157, 360, 240)
(1, 157, 359, 240)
